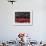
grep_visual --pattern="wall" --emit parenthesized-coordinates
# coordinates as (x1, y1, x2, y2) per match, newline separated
(0, 0, 46, 41)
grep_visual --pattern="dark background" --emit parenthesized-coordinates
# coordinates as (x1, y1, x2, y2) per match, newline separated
(15, 12, 30, 18)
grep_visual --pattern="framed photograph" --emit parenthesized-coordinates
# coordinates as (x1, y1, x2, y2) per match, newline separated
(15, 11, 33, 26)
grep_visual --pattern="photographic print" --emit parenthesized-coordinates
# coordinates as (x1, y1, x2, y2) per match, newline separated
(15, 11, 33, 26)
